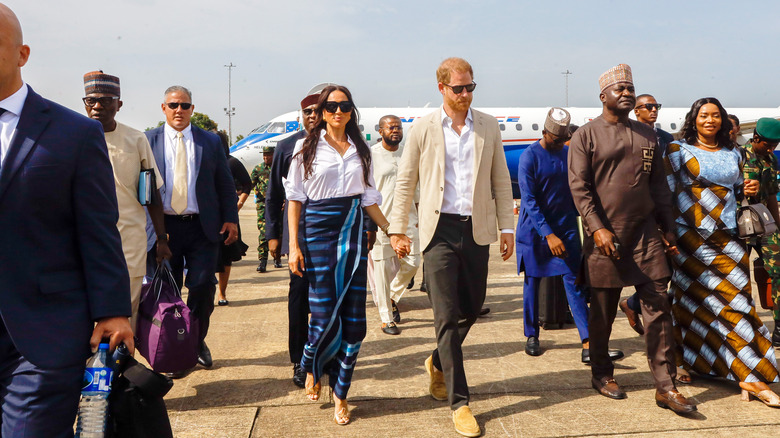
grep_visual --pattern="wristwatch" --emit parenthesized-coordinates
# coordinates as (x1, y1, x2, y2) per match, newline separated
(157, 233, 169, 242)
(380, 223, 390, 236)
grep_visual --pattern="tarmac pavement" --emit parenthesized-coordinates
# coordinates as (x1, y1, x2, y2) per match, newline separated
(162, 203, 780, 437)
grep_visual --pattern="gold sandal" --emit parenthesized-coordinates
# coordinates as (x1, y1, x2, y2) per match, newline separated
(304, 374, 321, 402)
(334, 406, 350, 425)
(739, 382, 780, 408)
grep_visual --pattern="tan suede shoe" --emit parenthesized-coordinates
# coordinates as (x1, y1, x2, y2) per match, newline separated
(424, 355, 448, 401)
(452, 406, 481, 437)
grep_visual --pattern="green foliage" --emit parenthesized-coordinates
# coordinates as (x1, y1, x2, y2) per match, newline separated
(191, 112, 219, 131)
(145, 121, 164, 131)
(235, 134, 245, 142)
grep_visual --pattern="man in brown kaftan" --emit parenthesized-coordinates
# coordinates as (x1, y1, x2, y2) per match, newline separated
(568, 64, 696, 413)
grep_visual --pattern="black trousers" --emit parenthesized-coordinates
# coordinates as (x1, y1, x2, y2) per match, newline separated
(589, 278, 676, 392)
(288, 271, 310, 364)
(164, 215, 219, 345)
(426, 214, 490, 410)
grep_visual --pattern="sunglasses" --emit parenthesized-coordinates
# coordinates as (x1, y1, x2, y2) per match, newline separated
(82, 96, 118, 107)
(165, 102, 193, 110)
(323, 101, 354, 113)
(302, 108, 314, 116)
(443, 82, 477, 94)
(636, 103, 662, 111)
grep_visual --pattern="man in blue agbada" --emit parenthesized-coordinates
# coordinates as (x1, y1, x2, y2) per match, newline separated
(516, 108, 622, 363)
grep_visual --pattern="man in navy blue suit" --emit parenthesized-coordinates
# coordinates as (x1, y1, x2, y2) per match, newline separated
(0, 4, 134, 435)
(145, 86, 238, 374)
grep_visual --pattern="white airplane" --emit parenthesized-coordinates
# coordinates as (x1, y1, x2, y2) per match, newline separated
(231, 105, 780, 198)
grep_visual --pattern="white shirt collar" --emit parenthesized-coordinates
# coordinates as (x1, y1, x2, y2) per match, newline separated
(164, 122, 192, 140)
(0, 82, 28, 117)
(319, 129, 356, 148)
(440, 105, 473, 127)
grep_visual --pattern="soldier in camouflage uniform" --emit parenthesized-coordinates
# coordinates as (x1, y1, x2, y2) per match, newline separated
(251, 146, 276, 272)
(742, 117, 780, 346)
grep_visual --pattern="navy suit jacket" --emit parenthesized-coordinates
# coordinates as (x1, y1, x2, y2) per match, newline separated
(0, 86, 131, 369)
(145, 125, 238, 242)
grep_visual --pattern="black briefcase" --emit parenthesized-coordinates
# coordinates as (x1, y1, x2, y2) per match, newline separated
(538, 275, 569, 330)
(107, 357, 174, 438)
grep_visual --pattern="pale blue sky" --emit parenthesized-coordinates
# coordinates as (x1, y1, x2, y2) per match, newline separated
(7, 0, 778, 139)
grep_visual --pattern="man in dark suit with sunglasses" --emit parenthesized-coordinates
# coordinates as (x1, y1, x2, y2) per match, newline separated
(145, 86, 238, 374)
(265, 90, 321, 388)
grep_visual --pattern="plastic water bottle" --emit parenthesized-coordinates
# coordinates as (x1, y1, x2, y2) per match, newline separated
(75, 342, 113, 438)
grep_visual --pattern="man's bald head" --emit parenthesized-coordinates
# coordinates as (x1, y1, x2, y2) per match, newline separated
(378, 115, 401, 128)
(0, 3, 29, 100)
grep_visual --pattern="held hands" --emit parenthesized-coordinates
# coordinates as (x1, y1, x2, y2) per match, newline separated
(744, 179, 759, 198)
(91, 316, 134, 354)
(593, 228, 619, 259)
(390, 234, 412, 259)
(288, 246, 305, 277)
(546, 233, 568, 259)
(221, 222, 238, 245)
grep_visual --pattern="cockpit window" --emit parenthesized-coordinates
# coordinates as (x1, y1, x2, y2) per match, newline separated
(267, 122, 286, 134)
(249, 122, 271, 135)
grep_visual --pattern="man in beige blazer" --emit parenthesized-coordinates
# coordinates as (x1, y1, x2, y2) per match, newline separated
(390, 57, 514, 437)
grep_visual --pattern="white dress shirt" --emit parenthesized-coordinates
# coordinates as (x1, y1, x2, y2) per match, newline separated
(0, 83, 28, 166)
(440, 107, 474, 216)
(162, 123, 199, 214)
(284, 131, 381, 207)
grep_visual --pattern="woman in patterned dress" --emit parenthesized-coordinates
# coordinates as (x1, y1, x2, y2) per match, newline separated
(666, 97, 780, 407)
(285, 85, 389, 425)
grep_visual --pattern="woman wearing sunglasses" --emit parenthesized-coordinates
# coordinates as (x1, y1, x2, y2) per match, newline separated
(284, 85, 389, 425)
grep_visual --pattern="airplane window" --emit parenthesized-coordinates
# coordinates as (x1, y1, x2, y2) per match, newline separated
(359, 125, 364, 132)
(499, 124, 505, 131)
(516, 124, 522, 131)
(375, 124, 379, 131)
(532, 123, 539, 131)
(671, 123, 677, 130)
(249, 122, 271, 135)
(267, 122, 286, 134)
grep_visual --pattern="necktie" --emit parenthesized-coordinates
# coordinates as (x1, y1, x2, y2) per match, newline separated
(171, 131, 188, 214)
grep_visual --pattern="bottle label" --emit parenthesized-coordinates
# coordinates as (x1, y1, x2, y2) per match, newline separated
(82, 367, 113, 393)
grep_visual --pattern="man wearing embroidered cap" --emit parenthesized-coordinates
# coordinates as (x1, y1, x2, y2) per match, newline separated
(82, 70, 171, 332)
(568, 64, 696, 413)
(743, 117, 780, 346)
(516, 108, 602, 362)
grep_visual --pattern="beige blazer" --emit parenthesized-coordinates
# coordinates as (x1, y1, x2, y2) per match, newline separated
(389, 107, 514, 250)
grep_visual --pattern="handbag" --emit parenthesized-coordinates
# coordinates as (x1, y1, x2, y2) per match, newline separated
(136, 261, 199, 373)
(737, 203, 777, 239)
(107, 356, 174, 438)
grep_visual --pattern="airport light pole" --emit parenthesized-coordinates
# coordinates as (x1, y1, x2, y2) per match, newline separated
(224, 62, 236, 144)
(561, 70, 572, 107)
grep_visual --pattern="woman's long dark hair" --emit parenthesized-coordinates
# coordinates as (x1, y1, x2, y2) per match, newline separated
(296, 85, 372, 185)
(679, 97, 734, 149)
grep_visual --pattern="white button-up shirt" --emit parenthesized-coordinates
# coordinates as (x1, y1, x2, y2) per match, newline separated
(0, 83, 28, 166)
(440, 107, 474, 216)
(284, 131, 381, 207)
(162, 123, 199, 214)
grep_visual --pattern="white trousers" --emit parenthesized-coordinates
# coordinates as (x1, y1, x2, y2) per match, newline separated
(371, 253, 420, 324)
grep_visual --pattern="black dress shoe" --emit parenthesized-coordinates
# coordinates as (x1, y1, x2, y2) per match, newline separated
(592, 377, 627, 399)
(382, 322, 401, 335)
(525, 337, 542, 356)
(292, 363, 306, 388)
(581, 349, 624, 364)
(165, 370, 187, 379)
(218, 299, 229, 306)
(391, 300, 401, 324)
(656, 389, 697, 413)
(479, 307, 490, 316)
(198, 342, 213, 368)
(773, 321, 780, 347)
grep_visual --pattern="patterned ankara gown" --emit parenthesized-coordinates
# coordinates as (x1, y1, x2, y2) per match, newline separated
(665, 140, 779, 383)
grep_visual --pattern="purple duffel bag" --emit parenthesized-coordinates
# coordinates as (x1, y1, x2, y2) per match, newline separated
(137, 262, 199, 373)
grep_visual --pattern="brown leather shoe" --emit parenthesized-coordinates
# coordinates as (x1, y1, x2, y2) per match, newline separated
(452, 406, 481, 437)
(425, 355, 448, 401)
(656, 389, 697, 413)
(592, 376, 627, 399)
(619, 298, 644, 335)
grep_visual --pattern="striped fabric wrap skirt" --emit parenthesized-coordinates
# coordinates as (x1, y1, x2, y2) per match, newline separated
(300, 195, 368, 399)
(670, 224, 779, 383)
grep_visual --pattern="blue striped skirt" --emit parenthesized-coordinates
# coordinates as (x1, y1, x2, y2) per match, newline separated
(300, 195, 367, 399)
